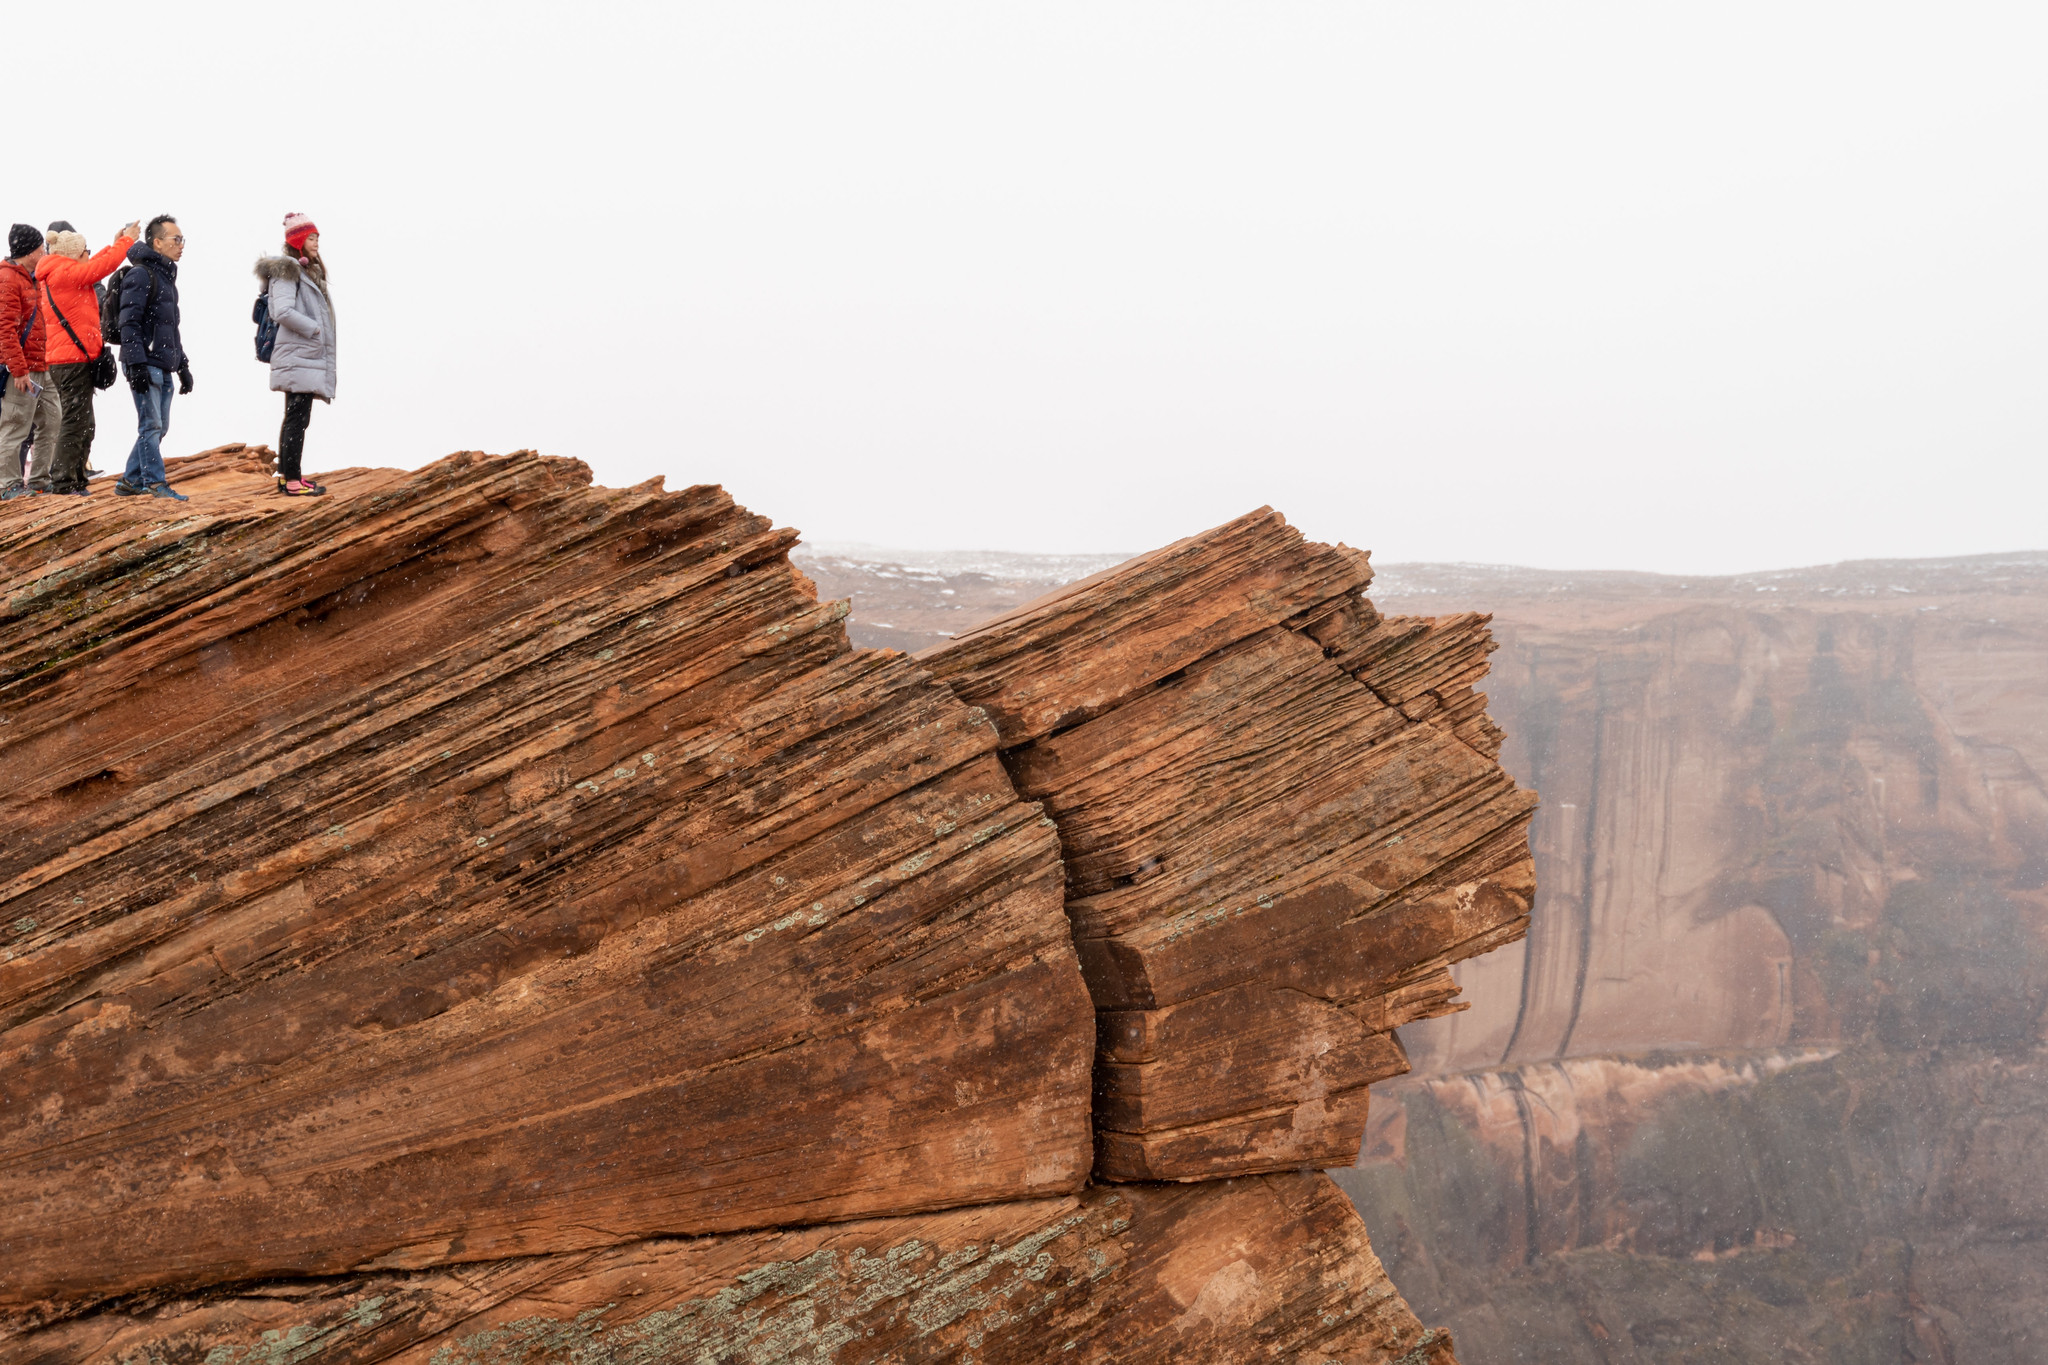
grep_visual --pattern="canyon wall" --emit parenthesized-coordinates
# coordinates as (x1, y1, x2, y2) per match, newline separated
(1343, 555, 2048, 1362)
(0, 455, 1525, 1363)
(1389, 555, 2048, 1074)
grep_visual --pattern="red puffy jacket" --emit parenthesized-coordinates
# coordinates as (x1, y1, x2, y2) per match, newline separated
(0, 257, 47, 375)
(37, 237, 132, 365)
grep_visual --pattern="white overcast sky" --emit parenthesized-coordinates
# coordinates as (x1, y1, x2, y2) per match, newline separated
(18, 2, 2044, 571)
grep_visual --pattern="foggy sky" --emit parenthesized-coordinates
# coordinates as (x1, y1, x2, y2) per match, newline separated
(17, 2, 2043, 572)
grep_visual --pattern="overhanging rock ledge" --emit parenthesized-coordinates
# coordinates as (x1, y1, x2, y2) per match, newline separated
(0, 446, 1527, 1363)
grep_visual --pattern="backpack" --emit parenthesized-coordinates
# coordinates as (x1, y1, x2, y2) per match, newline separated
(100, 266, 126, 344)
(253, 292, 279, 363)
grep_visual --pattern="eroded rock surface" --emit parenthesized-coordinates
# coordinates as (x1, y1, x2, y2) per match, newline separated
(0, 448, 1092, 1311)
(15, 1173, 1453, 1364)
(920, 510, 1535, 1180)
(1, 462, 1522, 1361)
(807, 542, 2048, 1361)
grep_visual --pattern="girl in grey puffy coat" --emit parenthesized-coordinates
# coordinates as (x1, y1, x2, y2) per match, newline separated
(255, 213, 334, 496)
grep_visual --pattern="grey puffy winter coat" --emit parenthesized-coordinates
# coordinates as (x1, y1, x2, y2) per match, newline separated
(255, 256, 336, 401)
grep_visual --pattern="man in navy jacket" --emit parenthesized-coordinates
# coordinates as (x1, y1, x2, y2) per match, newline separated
(116, 215, 192, 500)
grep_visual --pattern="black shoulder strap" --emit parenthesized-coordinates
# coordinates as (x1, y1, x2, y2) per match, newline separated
(43, 281, 91, 359)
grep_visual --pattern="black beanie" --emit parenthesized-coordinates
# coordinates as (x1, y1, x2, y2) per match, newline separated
(46, 220, 75, 234)
(7, 224, 41, 259)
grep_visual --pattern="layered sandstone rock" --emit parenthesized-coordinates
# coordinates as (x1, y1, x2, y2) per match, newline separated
(0, 451, 1518, 1362)
(806, 543, 2048, 1361)
(921, 512, 1535, 1180)
(20, 1173, 1451, 1364)
(0, 445, 1092, 1308)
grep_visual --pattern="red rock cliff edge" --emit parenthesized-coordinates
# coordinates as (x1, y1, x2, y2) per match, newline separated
(0, 447, 1528, 1363)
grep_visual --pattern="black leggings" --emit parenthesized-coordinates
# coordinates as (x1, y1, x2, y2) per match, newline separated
(278, 392, 315, 481)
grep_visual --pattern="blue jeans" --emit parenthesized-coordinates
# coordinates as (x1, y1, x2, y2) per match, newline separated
(123, 366, 174, 487)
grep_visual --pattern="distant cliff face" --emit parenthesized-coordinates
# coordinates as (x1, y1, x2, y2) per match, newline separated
(1394, 553, 2048, 1073)
(1355, 553, 2048, 1362)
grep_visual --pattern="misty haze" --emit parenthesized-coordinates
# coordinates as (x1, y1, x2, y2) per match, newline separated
(3, 4, 2043, 1362)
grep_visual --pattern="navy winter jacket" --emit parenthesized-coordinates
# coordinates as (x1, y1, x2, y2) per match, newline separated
(118, 242, 184, 372)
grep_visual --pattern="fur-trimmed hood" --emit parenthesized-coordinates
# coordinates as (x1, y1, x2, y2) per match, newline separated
(45, 231, 88, 260)
(260, 253, 331, 313)
(256, 253, 330, 308)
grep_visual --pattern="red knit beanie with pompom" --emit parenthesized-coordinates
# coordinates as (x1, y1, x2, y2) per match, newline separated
(284, 211, 318, 252)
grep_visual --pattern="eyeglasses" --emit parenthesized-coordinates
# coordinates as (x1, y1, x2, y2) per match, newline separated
(165, 236, 186, 245)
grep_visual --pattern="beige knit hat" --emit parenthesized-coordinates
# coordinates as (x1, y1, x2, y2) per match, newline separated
(44, 230, 88, 260)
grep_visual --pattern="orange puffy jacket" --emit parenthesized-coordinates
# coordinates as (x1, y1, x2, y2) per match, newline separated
(0, 258, 46, 375)
(36, 237, 133, 366)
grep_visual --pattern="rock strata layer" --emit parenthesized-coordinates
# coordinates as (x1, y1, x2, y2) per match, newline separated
(805, 542, 2048, 1361)
(18, 1172, 1452, 1364)
(0, 453, 1523, 1361)
(0, 447, 1091, 1308)
(921, 511, 1536, 1180)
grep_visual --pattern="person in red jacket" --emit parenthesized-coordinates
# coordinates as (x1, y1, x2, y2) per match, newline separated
(0, 223, 61, 500)
(37, 220, 138, 495)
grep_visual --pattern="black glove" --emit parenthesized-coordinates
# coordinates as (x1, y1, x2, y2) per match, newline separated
(125, 363, 150, 393)
(177, 363, 193, 396)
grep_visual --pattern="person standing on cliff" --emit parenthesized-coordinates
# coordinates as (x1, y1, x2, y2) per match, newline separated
(255, 213, 333, 496)
(38, 220, 140, 496)
(116, 216, 192, 501)
(0, 224, 63, 501)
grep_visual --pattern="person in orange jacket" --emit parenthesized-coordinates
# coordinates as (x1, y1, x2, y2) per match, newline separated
(1, 224, 60, 500)
(37, 219, 139, 495)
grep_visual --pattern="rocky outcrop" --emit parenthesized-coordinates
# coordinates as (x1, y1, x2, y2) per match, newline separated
(0, 446, 1090, 1310)
(921, 511, 1534, 1180)
(25, 1173, 1450, 1364)
(0, 451, 1519, 1362)
(806, 544, 2048, 1361)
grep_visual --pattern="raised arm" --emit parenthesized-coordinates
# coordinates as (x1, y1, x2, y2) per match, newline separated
(81, 234, 138, 285)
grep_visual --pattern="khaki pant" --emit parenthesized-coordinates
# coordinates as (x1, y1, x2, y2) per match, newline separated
(0, 370, 63, 492)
